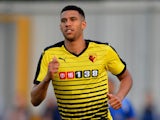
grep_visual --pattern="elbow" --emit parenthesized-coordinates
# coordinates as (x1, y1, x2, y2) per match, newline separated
(31, 99, 41, 107)
(30, 93, 45, 107)
(30, 93, 42, 107)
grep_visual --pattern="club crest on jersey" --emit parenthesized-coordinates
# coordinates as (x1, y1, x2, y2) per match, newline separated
(89, 54, 96, 62)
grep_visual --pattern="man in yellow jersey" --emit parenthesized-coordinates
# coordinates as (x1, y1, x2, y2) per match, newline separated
(31, 5, 133, 120)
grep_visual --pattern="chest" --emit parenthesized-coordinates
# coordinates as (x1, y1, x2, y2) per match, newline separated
(48, 50, 108, 80)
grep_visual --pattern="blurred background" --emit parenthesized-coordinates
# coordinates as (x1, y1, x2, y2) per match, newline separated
(0, 0, 160, 120)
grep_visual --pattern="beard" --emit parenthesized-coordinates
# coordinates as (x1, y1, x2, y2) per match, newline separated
(63, 34, 75, 42)
(62, 29, 82, 42)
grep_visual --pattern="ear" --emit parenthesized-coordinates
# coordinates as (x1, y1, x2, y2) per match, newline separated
(59, 24, 63, 32)
(82, 20, 87, 30)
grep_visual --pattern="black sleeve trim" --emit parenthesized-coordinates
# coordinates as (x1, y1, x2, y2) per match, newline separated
(44, 41, 64, 51)
(108, 44, 127, 77)
(33, 80, 40, 85)
(116, 60, 126, 77)
(33, 53, 43, 84)
(85, 39, 109, 45)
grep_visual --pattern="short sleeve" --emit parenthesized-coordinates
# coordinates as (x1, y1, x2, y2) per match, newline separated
(106, 46, 126, 76)
(33, 51, 49, 84)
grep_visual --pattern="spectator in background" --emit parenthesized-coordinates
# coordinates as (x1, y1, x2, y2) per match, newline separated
(42, 97, 61, 120)
(3, 94, 30, 120)
(141, 91, 157, 120)
(108, 77, 137, 120)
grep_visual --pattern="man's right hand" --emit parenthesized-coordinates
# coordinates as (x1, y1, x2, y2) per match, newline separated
(31, 56, 60, 106)
(47, 56, 60, 80)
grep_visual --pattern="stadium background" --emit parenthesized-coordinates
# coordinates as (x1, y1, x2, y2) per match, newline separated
(0, 0, 160, 119)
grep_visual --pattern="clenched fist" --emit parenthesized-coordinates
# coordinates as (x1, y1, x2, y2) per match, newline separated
(47, 57, 60, 80)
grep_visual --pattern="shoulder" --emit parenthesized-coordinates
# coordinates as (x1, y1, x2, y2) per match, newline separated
(86, 40, 120, 58)
(86, 39, 109, 46)
(86, 39, 114, 50)
(44, 41, 64, 51)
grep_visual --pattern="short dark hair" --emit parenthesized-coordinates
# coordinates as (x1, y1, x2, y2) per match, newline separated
(61, 5, 85, 19)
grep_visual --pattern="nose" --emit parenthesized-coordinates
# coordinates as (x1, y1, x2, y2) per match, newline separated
(65, 20, 71, 27)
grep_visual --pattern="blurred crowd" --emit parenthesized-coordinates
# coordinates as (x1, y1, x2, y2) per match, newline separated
(0, 95, 61, 120)
(0, 91, 159, 120)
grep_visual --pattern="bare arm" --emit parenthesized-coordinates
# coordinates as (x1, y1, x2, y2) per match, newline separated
(116, 69, 133, 100)
(31, 57, 59, 106)
(108, 69, 133, 109)
(31, 75, 51, 106)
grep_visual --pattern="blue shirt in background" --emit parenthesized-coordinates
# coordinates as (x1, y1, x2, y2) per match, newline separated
(109, 98, 136, 120)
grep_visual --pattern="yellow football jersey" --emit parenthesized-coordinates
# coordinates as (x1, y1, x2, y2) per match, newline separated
(34, 40, 126, 120)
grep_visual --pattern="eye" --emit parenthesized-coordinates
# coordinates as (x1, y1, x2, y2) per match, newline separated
(61, 18, 67, 23)
(70, 17, 77, 21)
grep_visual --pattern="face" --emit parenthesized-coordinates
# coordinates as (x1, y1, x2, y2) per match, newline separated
(60, 10, 86, 41)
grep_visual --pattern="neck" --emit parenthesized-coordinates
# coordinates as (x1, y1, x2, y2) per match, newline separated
(64, 39, 86, 55)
